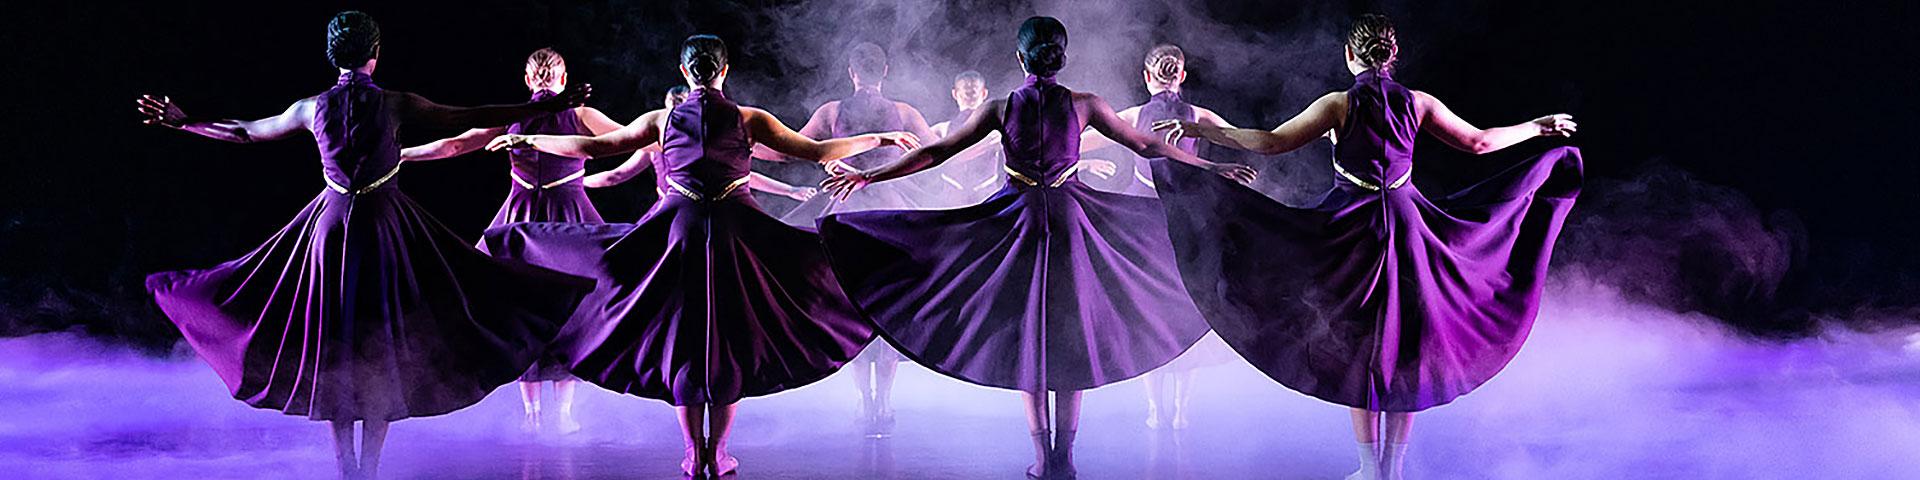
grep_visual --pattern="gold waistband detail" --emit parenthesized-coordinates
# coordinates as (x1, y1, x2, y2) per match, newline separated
(1332, 161, 1410, 192)
(323, 165, 402, 195)
(1005, 164, 1080, 188)
(659, 176, 750, 201)
(511, 169, 586, 190)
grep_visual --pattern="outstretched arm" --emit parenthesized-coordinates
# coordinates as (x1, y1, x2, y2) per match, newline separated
(1158, 92, 1344, 155)
(856, 100, 1002, 184)
(748, 172, 819, 201)
(136, 95, 312, 144)
(1086, 94, 1254, 182)
(401, 126, 507, 162)
(742, 107, 918, 164)
(401, 85, 589, 131)
(583, 145, 659, 188)
(1077, 106, 1139, 153)
(1415, 91, 1575, 154)
(575, 106, 627, 135)
(488, 108, 666, 159)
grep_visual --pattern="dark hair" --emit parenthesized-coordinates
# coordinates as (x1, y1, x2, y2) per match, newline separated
(1144, 44, 1185, 85)
(681, 35, 729, 86)
(526, 48, 566, 87)
(849, 42, 888, 85)
(954, 70, 985, 87)
(1347, 14, 1398, 71)
(665, 85, 690, 107)
(1017, 16, 1068, 77)
(325, 11, 381, 70)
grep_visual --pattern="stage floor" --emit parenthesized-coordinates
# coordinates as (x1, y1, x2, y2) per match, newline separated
(8, 287, 1920, 479)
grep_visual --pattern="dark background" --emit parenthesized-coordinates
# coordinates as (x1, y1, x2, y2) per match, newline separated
(2, 0, 1914, 351)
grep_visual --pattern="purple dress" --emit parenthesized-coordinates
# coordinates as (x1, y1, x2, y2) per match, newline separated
(146, 72, 594, 422)
(483, 87, 872, 406)
(820, 76, 1211, 392)
(1150, 70, 1583, 411)
(486, 90, 604, 382)
(780, 89, 931, 223)
(916, 107, 1008, 208)
(1117, 91, 1201, 197)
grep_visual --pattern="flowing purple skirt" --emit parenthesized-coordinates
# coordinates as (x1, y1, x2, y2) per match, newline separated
(147, 188, 593, 422)
(820, 181, 1210, 392)
(1151, 147, 1582, 412)
(483, 195, 871, 406)
(779, 176, 931, 225)
(479, 185, 604, 382)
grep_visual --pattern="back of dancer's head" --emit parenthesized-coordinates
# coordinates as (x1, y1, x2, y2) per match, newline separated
(1347, 14, 1398, 72)
(326, 11, 381, 70)
(681, 35, 729, 87)
(525, 48, 567, 92)
(1017, 17, 1068, 77)
(1144, 44, 1185, 87)
(665, 85, 690, 108)
(849, 42, 888, 87)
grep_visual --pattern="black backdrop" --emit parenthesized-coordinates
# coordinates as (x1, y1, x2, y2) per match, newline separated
(2, 0, 1915, 350)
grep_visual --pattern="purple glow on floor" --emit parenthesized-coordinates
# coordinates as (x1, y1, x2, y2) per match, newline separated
(5, 281, 1919, 479)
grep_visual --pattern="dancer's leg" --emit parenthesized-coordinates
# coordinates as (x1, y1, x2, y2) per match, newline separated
(330, 421, 357, 480)
(677, 404, 707, 476)
(359, 419, 389, 480)
(553, 380, 581, 434)
(1021, 391, 1053, 478)
(1053, 390, 1084, 477)
(1381, 412, 1414, 480)
(708, 403, 740, 475)
(1169, 370, 1194, 429)
(1143, 371, 1166, 429)
(518, 381, 543, 432)
(1347, 408, 1383, 480)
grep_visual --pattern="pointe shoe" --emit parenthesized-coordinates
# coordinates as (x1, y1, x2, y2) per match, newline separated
(706, 439, 739, 477)
(1169, 413, 1190, 430)
(1144, 409, 1163, 430)
(681, 442, 703, 478)
(1026, 463, 1047, 479)
(521, 412, 541, 434)
(555, 413, 583, 435)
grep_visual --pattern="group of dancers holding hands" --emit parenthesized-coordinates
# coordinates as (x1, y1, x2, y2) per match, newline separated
(135, 10, 1580, 480)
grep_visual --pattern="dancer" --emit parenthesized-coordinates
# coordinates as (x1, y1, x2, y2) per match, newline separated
(921, 70, 1006, 206)
(398, 47, 624, 437)
(1152, 14, 1581, 480)
(478, 35, 918, 478)
(584, 86, 820, 202)
(820, 17, 1255, 479)
(777, 42, 939, 223)
(135, 12, 593, 480)
(1079, 44, 1240, 198)
(1088, 44, 1244, 430)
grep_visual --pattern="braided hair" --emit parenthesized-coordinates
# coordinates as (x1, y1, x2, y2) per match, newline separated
(681, 35, 728, 86)
(1144, 44, 1185, 86)
(325, 11, 381, 70)
(1347, 14, 1398, 72)
(1017, 17, 1068, 77)
(525, 48, 566, 91)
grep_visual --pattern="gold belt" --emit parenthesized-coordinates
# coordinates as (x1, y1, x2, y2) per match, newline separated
(511, 169, 586, 190)
(1005, 164, 1081, 189)
(1332, 161, 1410, 192)
(658, 176, 750, 201)
(323, 165, 402, 195)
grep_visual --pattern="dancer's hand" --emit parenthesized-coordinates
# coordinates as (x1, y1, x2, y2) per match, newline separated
(1076, 159, 1118, 179)
(822, 171, 872, 201)
(1209, 162, 1258, 184)
(1533, 114, 1577, 137)
(534, 84, 593, 112)
(786, 186, 820, 201)
(486, 134, 531, 151)
(824, 159, 854, 175)
(873, 131, 922, 151)
(1151, 119, 1210, 145)
(136, 95, 187, 128)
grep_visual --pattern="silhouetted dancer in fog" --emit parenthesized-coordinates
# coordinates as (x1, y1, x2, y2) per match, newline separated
(137, 11, 593, 480)
(1152, 14, 1582, 480)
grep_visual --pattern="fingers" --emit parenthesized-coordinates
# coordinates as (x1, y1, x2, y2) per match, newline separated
(899, 133, 922, 150)
(1150, 119, 1181, 132)
(485, 135, 514, 151)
